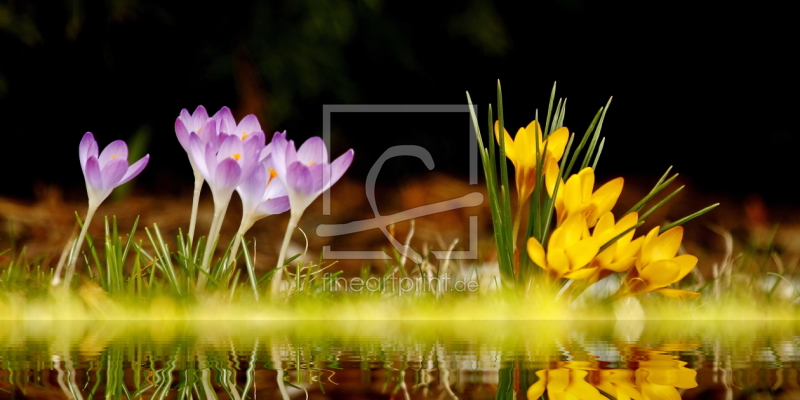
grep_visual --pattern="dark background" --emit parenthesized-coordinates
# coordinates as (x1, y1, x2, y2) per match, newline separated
(1, 0, 797, 204)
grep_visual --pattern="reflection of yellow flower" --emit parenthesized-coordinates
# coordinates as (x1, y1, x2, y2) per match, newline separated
(615, 226, 700, 299)
(527, 368, 608, 400)
(636, 356, 698, 400)
(548, 167, 624, 228)
(495, 120, 568, 203)
(588, 369, 642, 400)
(528, 214, 599, 281)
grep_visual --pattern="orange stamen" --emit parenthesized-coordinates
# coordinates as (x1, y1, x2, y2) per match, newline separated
(232, 153, 241, 161)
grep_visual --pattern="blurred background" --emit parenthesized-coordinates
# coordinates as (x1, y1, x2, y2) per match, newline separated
(0, 0, 798, 271)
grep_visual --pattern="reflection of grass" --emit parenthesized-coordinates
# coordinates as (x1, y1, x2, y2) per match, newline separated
(1, 321, 799, 399)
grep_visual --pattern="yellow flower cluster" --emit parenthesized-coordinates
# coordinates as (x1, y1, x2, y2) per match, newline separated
(525, 167, 699, 299)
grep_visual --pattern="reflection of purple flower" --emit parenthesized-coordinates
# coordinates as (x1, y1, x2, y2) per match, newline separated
(270, 131, 354, 215)
(79, 132, 150, 208)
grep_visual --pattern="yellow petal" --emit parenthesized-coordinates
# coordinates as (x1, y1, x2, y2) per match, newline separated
(527, 237, 547, 269)
(620, 236, 644, 261)
(578, 167, 595, 203)
(566, 239, 599, 270)
(545, 127, 569, 161)
(591, 177, 624, 220)
(494, 120, 516, 161)
(527, 370, 547, 400)
(605, 256, 636, 272)
(616, 212, 639, 234)
(547, 248, 570, 278)
(637, 227, 661, 269)
(549, 226, 566, 252)
(595, 245, 616, 266)
(565, 267, 598, 280)
(566, 370, 607, 400)
(640, 260, 681, 290)
(516, 165, 536, 202)
(673, 254, 698, 280)
(525, 120, 544, 148)
(563, 173, 583, 217)
(545, 157, 561, 197)
(595, 212, 615, 235)
(561, 215, 585, 248)
(656, 288, 701, 300)
(650, 226, 683, 263)
(515, 126, 538, 167)
(674, 363, 699, 389)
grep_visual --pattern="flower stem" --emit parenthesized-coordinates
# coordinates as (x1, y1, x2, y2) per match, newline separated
(271, 212, 301, 299)
(197, 198, 230, 290)
(187, 173, 204, 249)
(56, 206, 97, 287)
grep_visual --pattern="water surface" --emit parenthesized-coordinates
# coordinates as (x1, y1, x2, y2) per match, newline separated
(1, 321, 798, 399)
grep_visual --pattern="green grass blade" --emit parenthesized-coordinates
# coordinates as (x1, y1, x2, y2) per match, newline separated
(660, 203, 720, 233)
(240, 236, 260, 301)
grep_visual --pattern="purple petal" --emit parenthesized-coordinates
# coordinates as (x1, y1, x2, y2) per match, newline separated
(213, 107, 236, 134)
(237, 165, 267, 210)
(323, 149, 354, 192)
(175, 119, 190, 150)
(84, 156, 103, 191)
(79, 132, 98, 171)
(236, 114, 262, 137)
(286, 162, 321, 195)
(196, 119, 217, 143)
(264, 177, 288, 198)
(269, 132, 290, 178)
(217, 134, 243, 161)
(100, 158, 129, 191)
(214, 157, 242, 193)
(98, 140, 129, 169)
(179, 108, 193, 124)
(119, 154, 149, 185)
(188, 133, 210, 177)
(259, 142, 274, 162)
(204, 141, 219, 181)
(297, 136, 328, 165)
(191, 105, 209, 121)
(256, 196, 290, 216)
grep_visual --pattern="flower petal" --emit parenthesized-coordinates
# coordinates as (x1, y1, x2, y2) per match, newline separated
(566, 239, 599, 270)
(673, 254, 698, 280)
(527, 237, 547, 269)
(494, 120, 516, 162)
(236, 114, 262, 137)
(237, 163, 267, 212)
(324, 149, 354, 192)
(297, 136, 328, 165)
(214, 157, 242, 193)
(651, 226, 683, 263)
(578, 167, 595, 203)
(79, 132, 98, 172)
(565, 267, 598, 280)
(84, 156, 103, 191)
(100, 158, 129, 191)
(640, 260, 681, 289)
(118, 154, 149, 185)
(547, 249, 570, 278)
(98, 140, 129, 169)
(287, 162, 314, 194)
(175, 119, 190, 150)
(213, 106, 236, 134)
(592, 177, 624, 218)
(256, 196, 290, 216)
(545, 127, 569, 161)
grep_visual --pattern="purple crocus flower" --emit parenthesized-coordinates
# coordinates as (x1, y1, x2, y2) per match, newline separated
(54, 132, 149, 287)
(79, 132, 150, 208)
(188, 131, 265, 204)
(175, 106, 219, 152)
(268, 131, 353, 297)
(270, 131, 354, 215)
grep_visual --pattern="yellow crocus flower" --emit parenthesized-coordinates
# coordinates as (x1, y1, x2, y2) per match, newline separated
(495, 120, 569, 203)
(588, 369, 643, 400)
(548, 167, 623, 228)
(615, 226, 700, 299)
(591, 211, 644, 273)
(527, 214, 600, 281)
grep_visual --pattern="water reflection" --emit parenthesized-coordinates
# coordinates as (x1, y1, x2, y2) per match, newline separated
(0, 321, 798, 399)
